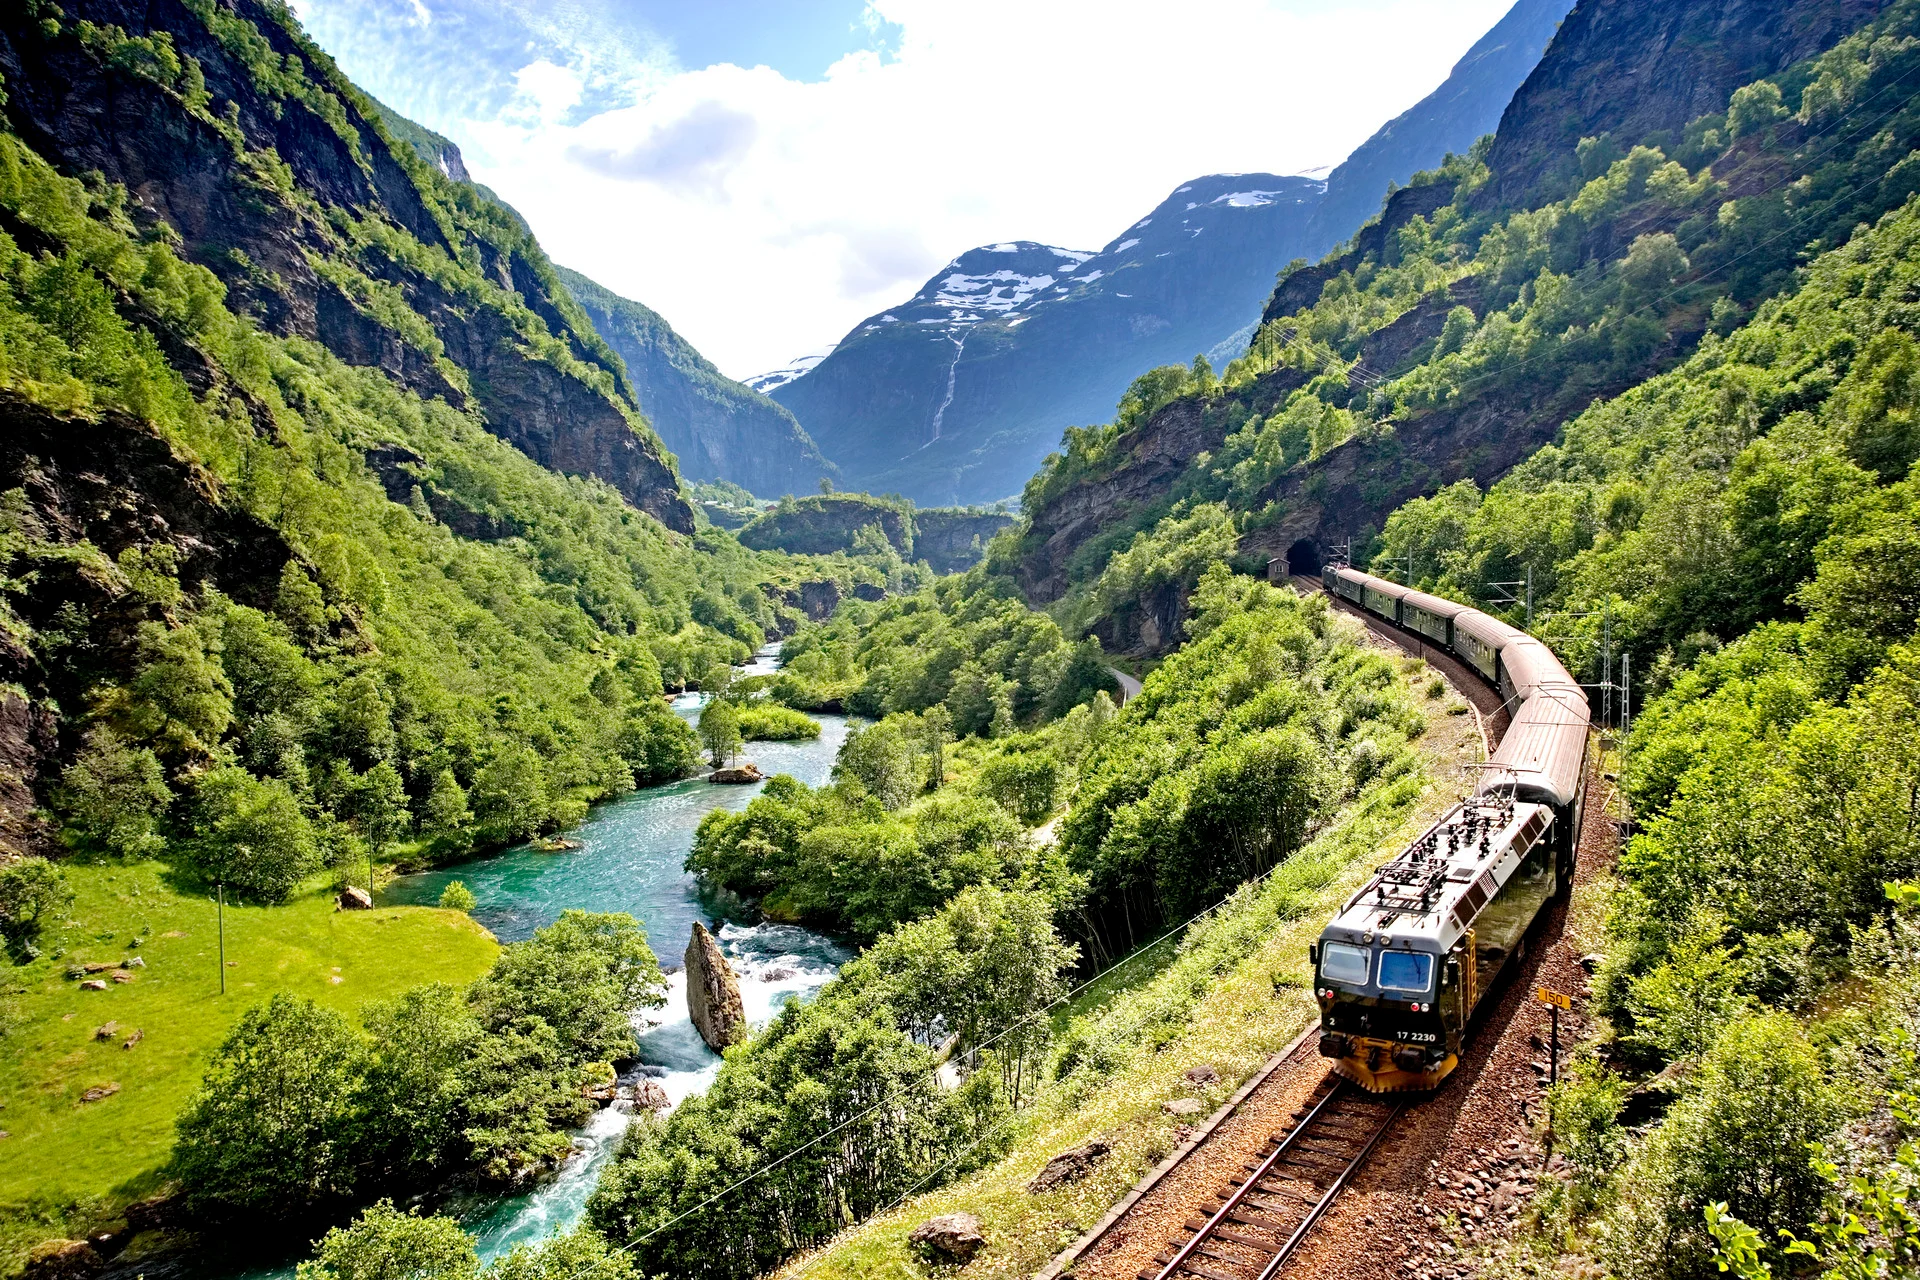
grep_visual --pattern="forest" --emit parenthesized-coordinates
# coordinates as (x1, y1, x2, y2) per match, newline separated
(6, 0, 1920, 1278)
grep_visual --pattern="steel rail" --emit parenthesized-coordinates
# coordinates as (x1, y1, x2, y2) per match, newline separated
(1150, 1083, 1399, 1280)
(1255, 1098, 1405, 1280)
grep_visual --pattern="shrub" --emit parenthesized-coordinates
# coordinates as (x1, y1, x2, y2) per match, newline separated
(735, 703, 820, 742)
(439, 881, 476, 913)
(294, 1200, 479, 1280)
(0, 857, 71, 962)
(173, 993, 367, 1220)
(53, 727, 171, 857)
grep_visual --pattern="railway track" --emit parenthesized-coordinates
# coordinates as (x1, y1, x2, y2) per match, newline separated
(1141, 1079, 1404, 1280)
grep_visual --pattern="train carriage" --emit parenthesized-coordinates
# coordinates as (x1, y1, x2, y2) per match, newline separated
(1310, 562, 1590, 1092)
(1399, 588, 1463, 647)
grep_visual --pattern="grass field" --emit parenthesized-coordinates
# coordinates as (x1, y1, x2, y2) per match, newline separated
(0, 861, 497, 1230)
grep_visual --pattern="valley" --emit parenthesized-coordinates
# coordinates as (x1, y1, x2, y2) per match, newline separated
(2, 1, 1919, 1279)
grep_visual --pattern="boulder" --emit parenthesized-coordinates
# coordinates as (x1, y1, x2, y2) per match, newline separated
(78, 1083, 119, 1104)
(23, 1239, 102, 1280)
(1027, 1137, 1112, 1193)
(337, 887, 373, 911)
(92, 1022, 118, 1042)
(709, 763, 764, 784)
(685, 922, 746, 1051)
(907, 1212, 984, 1263)
(632, 1079, 671, 1111)
(78, 980, 106, 991)
(1183, 1064, 1220, 1086)
(1162, 1098, 1203, 1117)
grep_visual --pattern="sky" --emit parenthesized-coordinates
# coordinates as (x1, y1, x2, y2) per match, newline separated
(292, 0, 1517, 380)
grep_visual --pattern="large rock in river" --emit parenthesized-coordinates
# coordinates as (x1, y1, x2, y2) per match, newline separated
(685, 922, 746, 1052)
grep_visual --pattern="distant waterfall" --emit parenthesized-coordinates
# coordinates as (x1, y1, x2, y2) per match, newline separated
(928, 329, 967, 443)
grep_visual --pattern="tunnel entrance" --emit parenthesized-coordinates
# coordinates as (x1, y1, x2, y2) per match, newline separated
(1285, 538, 1323, 577)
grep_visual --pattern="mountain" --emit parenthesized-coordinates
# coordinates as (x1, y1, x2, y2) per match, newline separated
(557, 267, 836, 498)
(1009, 0, 1918, 654)
(772, 176, 1325, 505)
(0, 0, 849, 866)
(0, 1, 694, 535)
(1303, 0, 1575, 245)
(769, 0, 1573, 508)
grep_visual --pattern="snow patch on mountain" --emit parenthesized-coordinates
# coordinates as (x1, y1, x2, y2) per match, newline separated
(745, 352, 830, 394)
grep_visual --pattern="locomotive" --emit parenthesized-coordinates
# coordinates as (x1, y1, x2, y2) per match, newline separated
(1311, 565, 1590, 1092)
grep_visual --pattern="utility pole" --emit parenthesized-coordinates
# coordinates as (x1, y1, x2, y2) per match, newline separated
(1600, 599, 1613, 729)
(1525, 565, 1533, 630)
(1620, 652, 1631, 738)
(216, 882, 226, 996)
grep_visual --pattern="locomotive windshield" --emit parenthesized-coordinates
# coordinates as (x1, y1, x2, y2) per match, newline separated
(1320, 942, 1369, 985)
(1377, 951, 1433, 993)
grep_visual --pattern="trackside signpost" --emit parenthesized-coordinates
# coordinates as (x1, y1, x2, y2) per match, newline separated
(1535, 987, 1571, 1087)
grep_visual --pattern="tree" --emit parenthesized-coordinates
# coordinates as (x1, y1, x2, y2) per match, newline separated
(618, 701, 701, 784)
(473, 746, 549, 842)
(332, 674, 397, 766)
(348, 762, 410, 854)
(423, 769, 472, 837)
(123, 620, 232, 755)
(439, 881, 477, 913)
(173, 993, 366, 1220)
(0, 858, 71, 962)
(468, 910, 665, 1064)
(698, 698, 742, 769)
(183, 766, 320, 902)
(354, 985, 480, 1186)
(294, 1201, 479, 1280)
(54, 727, 171, 858)
(923, 704, 950, 791)
(833, 720, 918, 809)
(485, 1228, 638, 1280)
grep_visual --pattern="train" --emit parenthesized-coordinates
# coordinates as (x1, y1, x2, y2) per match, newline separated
(1309, 564, 1590, 1092)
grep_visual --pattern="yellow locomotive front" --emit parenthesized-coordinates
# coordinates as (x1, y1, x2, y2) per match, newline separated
(1312, 791, 1559, 1093)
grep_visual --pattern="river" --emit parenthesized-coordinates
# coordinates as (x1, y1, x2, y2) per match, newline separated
(372, 648, 852, 1263)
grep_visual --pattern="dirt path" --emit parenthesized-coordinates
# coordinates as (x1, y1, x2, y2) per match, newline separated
(1054, 589, 1618, 1280)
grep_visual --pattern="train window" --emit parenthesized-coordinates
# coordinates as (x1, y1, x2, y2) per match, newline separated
(1320, 942, 1369, 985)
(1378, 951, 1433, 993)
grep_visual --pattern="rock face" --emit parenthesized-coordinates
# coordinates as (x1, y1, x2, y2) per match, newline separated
(1301, 0, 1576, 246)
(558, 266, 836, 498)
(773, 180, 1325, 506)
(0, 0, 692, 533)
(907, 1213, 984, 1262)
(684, 922, 746, 1052)
(0, 398, 294, 854)
(1483, 0, 1894, 207)
(736, 494, 1012, 573)
(1027, 1137, 1112, 1193)
(631, 1079, 671, 1111)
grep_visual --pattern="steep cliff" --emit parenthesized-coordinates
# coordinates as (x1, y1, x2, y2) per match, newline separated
(736, 494, 1013, 574)
(0, 0, 693, 532)
(1016, 0, 1920, 652)
(1303, 0, 1575, 247)
(557, 267, 835, 498)
(1483, 0, 1892, 206)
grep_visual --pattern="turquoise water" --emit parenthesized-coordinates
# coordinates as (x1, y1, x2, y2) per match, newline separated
(216, 651, 853, 1276)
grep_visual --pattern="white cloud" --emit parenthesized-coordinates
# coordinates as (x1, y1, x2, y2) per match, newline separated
(324, 0, 1518, 379)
